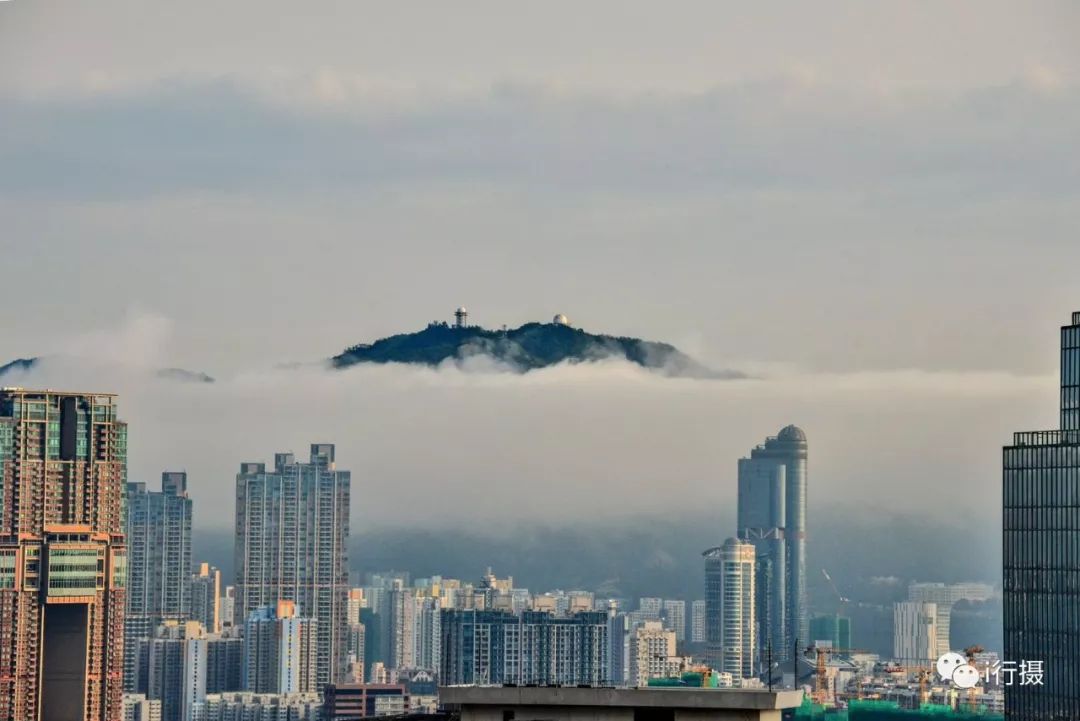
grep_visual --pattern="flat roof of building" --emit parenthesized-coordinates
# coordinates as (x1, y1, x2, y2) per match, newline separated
(0, 387, 117, 398)
(439, 686, 804, 711)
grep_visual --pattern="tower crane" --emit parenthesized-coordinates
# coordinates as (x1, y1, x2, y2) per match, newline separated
(878, 663, 933, 707)
(805, 645, 871, 705)
(821, 568, 850, 605)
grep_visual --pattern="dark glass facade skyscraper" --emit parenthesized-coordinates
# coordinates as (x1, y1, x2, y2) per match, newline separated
(1004, 311, 1080, 721)
(736, 425, 808, 660)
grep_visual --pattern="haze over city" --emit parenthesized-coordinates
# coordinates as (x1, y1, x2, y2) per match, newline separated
(5, 3, 1080, 720)
(4, 2, 1079, 535)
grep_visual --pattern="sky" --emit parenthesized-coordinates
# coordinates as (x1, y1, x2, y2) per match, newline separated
(1, 2, 1079, 535)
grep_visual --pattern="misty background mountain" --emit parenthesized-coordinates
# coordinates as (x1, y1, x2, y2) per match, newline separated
(0, 357, 215, 383)
(331, 319, 740, 378)
(3, 319, 736, 380)
(193, 508, 1003, 655)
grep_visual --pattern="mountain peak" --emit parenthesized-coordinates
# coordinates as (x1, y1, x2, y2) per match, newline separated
(330, 317, 741, 378)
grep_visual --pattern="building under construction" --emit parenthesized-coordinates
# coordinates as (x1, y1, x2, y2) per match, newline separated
(0, 389, 128, 721)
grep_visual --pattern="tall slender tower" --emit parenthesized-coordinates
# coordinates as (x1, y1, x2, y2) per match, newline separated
(190, 563, 222, 635)
(0, 389, 128, 721)
(736, 425, 808, 659)
(234, 444, 350, 687)
(125, 473, 193, 619)
(703, 539, 756, 679)
(123, 474, 193, 694)
(1004, 311, 1080, 720)
(387, 580, 416, 671)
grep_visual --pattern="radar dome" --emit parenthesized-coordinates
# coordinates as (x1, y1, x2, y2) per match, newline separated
(553, 314, 571, 326)
(777, 424, 806, 442)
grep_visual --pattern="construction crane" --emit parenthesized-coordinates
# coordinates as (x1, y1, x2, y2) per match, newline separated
(805, 645, 870, 705)
(878, 663, 933, 707)
(962, 645, 987, 712)
(821, 569, 850, 605)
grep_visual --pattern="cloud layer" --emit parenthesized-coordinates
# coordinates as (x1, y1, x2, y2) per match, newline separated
(0, 313, 1054, 536)
(0, 1, 1075, 573)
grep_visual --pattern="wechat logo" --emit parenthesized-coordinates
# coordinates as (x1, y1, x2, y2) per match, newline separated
(937, 651, 979, 689)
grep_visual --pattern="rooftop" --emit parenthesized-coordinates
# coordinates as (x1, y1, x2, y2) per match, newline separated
(1009, 429, 1080, 447)
(439, 686, 803, 712)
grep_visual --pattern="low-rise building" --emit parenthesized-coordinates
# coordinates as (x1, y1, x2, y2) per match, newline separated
(323, 683, 410, 719)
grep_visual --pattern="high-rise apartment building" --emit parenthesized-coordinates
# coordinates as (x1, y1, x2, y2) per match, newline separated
(347, 588, 366, 625)
(191, 563, 221, 634)
(907, 582, 993, 658)
(690, 599, 706, 643)
(242, 601, 318, 695)
(704, 539, 756, 679)
(234, 444, 350, 686)
(126, 474, 192, 619)
(205, 630, 243, 694)
(196, 692, 322, 721)
(661, 599, 686, 642)
(892, 601, 937, 665)
(387, 581, 416, 671)
(346, 623, 366, 682)
(637, 597, 663, 620)
(133, 624, 242, 708)
(628, 621, 676, 686)
(124, 474, 194, 696)
(809, 613, 852, 651)
(736, 425, 808, 658)
(607, 612, 630, 686)
(1004, 310, 1080, 721)
(440, 610, 609, 686)
(121, 694, 162, 721)
(0, 389, 128, 721)
(413, 595, 441, 672)
(146, 620, 207, 721)
(220, 586, 236, 629)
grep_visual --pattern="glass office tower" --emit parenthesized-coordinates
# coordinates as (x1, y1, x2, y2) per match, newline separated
(737, 425, 808, 659)
(1003, 311, 1080, 721)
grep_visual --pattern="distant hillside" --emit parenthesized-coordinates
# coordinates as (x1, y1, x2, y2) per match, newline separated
(0, 358, 36, 377)
(0, 357, 215, 383)
(330, 320, 741, 378)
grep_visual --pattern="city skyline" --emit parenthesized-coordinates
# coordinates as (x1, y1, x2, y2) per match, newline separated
(2, 2, 1072, 717)
(0, 383, 1012, 719)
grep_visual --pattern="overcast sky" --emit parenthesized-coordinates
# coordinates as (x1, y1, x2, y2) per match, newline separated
(1, 2, 1078, 532)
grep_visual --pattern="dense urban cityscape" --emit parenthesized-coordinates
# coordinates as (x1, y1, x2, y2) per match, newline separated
(0, 308, 1077, 720)
(4, 3, 1078, 721)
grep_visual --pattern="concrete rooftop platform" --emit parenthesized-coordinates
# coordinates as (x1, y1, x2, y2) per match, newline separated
(440, 686, 804, 721)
